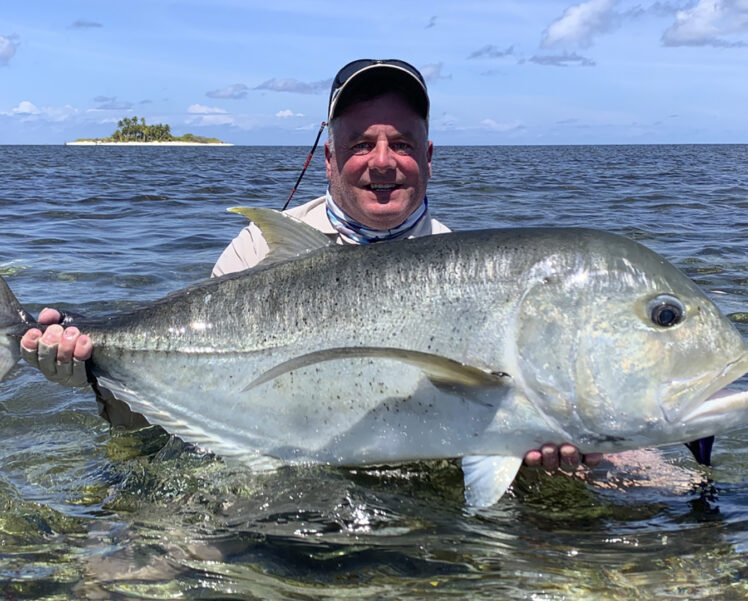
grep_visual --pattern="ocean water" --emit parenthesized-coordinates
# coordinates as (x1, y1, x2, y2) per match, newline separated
(0, 144, 747, 600)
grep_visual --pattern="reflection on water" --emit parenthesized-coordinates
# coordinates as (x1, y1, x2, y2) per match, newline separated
(1, 145, 747, 599)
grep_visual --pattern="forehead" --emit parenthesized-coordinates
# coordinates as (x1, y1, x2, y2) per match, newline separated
(333, 93, 427, 140)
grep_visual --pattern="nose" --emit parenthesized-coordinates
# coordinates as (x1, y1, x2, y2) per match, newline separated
(368, 140, 396, 171)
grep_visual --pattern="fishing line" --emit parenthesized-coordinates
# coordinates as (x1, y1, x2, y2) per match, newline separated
(282, 121, 327, 211)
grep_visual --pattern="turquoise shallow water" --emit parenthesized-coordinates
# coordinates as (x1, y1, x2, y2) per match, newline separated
(0, 144, 747, 600)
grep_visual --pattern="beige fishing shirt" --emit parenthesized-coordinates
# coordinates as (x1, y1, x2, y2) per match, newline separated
(211, 195, 451, 276)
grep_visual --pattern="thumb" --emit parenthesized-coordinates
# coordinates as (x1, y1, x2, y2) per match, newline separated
(38, 308, 63, 325)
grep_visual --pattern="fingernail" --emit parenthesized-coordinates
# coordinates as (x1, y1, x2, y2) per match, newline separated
(41, 325, 61, 342)
(63, 328, 80, 339)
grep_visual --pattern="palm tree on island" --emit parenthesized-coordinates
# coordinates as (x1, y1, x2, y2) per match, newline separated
(69, 116, 228, 145)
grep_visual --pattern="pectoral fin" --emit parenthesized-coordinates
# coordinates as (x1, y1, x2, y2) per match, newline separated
(244, 346, 510, 402)
(461, 455, 523, 507)
(228, 207, 333, 265)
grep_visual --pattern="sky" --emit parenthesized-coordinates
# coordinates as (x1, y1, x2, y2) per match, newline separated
(2, 0, 748, 145)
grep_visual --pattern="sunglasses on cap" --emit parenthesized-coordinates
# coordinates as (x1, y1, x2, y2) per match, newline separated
(331, 59, 426, 92)
(328, 59, 428, 119)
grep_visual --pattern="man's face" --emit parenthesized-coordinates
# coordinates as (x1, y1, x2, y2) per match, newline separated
(325, 93, 433, 230)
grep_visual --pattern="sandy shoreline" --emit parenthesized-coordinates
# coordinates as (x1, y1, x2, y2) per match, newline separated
(65, 141, 233, 147)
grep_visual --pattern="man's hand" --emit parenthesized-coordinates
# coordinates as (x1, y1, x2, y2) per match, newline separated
(523, 443, 603, 472)
(20, 308, 93, 386)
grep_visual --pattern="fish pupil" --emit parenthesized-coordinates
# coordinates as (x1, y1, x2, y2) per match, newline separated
(652, 304, 681, 327)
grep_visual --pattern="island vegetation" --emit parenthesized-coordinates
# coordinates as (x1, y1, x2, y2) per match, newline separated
(71, 116, 226, 144)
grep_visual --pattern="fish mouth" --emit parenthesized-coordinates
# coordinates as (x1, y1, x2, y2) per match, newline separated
(678, 352, 748, 465)
(680, 386, 748, 424)
(662, 351, 748, 424)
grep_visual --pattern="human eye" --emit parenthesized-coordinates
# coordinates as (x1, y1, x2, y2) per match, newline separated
(391, 140, 413, 154)
(350, 141, 374, 154)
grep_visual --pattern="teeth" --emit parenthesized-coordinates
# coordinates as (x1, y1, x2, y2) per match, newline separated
(370, 184, 396, 190)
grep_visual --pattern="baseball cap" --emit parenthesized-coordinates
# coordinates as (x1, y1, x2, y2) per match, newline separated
(328, 59, 429, 122)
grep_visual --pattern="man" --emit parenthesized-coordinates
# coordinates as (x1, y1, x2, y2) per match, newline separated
(20, 59, 598, 471)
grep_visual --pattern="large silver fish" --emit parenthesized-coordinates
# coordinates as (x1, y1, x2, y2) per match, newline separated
(2, 208, 748, 506)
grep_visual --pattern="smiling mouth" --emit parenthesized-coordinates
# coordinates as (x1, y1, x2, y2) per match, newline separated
(368, 183, 399, 191)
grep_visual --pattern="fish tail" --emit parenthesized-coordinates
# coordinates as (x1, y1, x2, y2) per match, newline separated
(0, 275, 34, 380)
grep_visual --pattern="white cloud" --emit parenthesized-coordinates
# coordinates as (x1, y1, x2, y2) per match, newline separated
(189, 114, 235, 125)
(206, 84, 249, 99)
(662, 0, 748, 46)
(481, 118, 523, 132)
(3, 100, 78, 122)
(187, 104, 228, 114)
(275, 109, 303, 118)
(186, 104, 234, 125)
(529, 52, 596, 66)
(542, 0, 617, 48)
(419, 62, 450, 81)
(43, 105, 79, 121)
(0, 34, 20, 66)
(255, 78, 330, 94)
(12, 100, 40, 115)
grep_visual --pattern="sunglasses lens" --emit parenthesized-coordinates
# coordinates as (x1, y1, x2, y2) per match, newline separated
(333, 59, 424, 93)
(334, 60, 373, 88)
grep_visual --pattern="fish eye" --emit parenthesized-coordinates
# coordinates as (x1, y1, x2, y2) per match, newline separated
(648, 295, 685, 328)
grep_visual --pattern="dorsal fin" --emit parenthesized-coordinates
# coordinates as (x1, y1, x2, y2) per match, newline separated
(228, 207, 334, 266)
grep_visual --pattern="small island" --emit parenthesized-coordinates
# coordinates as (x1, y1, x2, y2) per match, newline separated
(65, 116, 232, 146)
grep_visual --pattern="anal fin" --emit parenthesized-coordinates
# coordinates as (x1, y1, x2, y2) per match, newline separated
(461, 455, 523, 507)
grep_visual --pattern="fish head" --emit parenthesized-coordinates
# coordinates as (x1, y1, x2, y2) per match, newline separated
(512, 230, 748, 450)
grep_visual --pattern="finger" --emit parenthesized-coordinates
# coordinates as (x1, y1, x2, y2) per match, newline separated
(541, 443, 560, 472)
(57, 327, 80, 363)
(37, 324, 64, 380)
(73, 334, 93, 361)
(559, 443, 581, 469)
(38, 308, 63, 325)
(523, 449, 543, 467)
(20, 329, 43, 367)
(21, 328, 42, 351)
(583, 453, 603, 468)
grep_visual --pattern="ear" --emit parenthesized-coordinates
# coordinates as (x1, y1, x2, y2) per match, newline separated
(324, 141, 333, 180)
(427, 140, 433, 178)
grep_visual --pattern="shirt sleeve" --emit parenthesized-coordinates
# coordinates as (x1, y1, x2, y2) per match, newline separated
(211, 223, 271, 277)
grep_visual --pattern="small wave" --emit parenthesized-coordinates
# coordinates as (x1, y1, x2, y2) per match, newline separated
(130, 194, 170, 202)
(0, 260, 28, 276)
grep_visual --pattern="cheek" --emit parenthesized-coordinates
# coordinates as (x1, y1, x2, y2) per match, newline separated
(338, 158, 367, 182)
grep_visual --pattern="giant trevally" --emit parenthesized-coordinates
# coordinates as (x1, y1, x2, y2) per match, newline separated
(1, 208, 747, 507)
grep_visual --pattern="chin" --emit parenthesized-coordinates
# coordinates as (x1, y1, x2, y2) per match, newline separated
(361, 206, 410, 228)
(366, 194, 414, 212)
